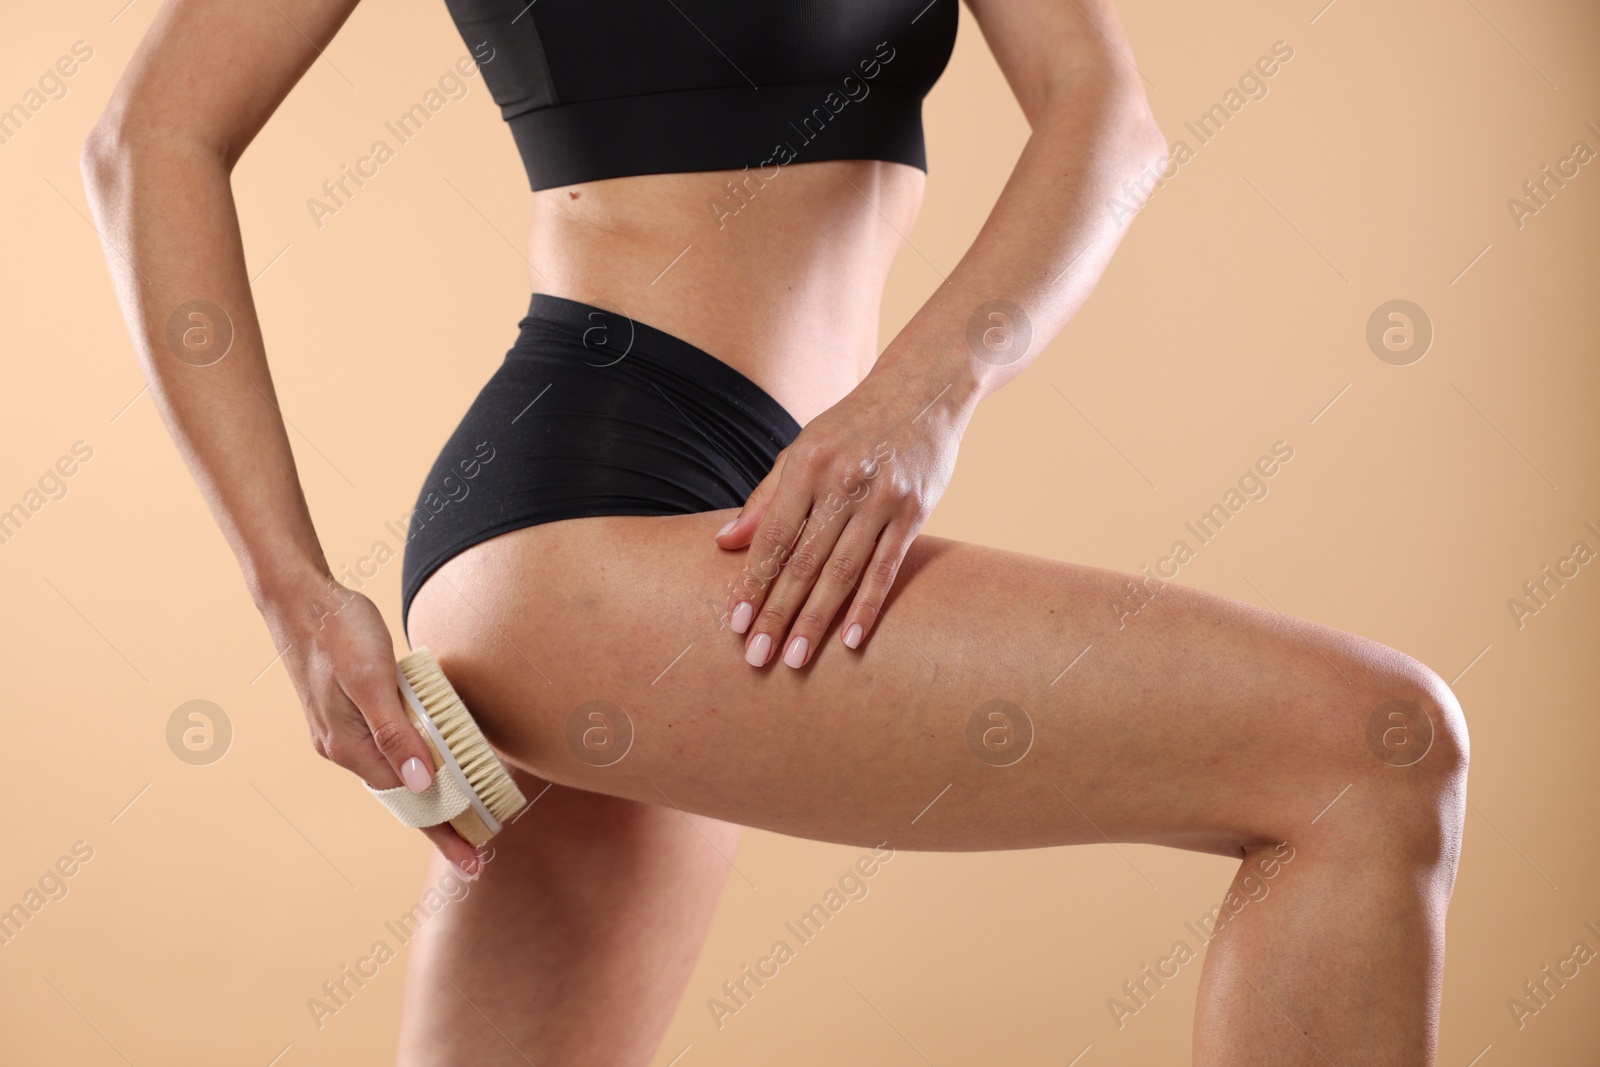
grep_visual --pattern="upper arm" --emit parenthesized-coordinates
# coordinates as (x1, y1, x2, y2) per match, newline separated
(959, 0, 1152, 125)
(88, 0, 362, 166)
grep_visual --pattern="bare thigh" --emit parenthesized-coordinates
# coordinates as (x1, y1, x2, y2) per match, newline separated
(397, 768, 740, 1067)
(407, 511, 1463, 857)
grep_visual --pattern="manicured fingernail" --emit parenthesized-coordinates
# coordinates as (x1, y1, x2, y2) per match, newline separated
(731, 601, 753, 633)
(745, 633, 772, 666)
(783, 635, 808, 668)
(843, 623, 863, 649)
(715, 518, 737, 538)
(459, 857, 481, 881)
(401, 756, 433, 794)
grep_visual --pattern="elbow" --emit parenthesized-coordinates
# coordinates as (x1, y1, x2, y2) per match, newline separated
(1130, 102, 1167, 158)
(1112, 103, 1163, 166)
(80, 109, 232, 201)
(1100, 74, 1167, 170)
(1128, 111, 1169, 182)
(1040, 64, 1166, 164)
(1094, 74, 1168, 189)
(80, 121, 111, 185)
(80, 117, 132, 200)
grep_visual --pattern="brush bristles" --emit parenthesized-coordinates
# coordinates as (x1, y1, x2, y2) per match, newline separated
(399, 647, 527, 825)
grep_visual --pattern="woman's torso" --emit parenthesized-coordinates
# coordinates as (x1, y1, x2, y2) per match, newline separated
(524, 161, 924, 426)
(442, 0, 959, 424)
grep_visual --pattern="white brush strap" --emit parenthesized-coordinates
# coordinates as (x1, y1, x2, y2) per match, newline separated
(365, 772, 472, 828)
(364, 663, 503, 835)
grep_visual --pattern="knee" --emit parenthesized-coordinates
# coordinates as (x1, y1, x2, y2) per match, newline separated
(1351, 652, 1469, 873)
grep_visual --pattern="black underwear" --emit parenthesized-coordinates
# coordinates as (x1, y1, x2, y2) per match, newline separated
(398, 292, 802, 638)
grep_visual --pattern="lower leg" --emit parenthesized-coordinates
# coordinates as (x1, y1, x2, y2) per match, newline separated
(396, 770, 740, 1066)
(1193, 717, 1468, 1066)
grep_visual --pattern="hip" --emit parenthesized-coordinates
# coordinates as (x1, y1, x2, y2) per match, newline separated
(398, 291, 804, 636)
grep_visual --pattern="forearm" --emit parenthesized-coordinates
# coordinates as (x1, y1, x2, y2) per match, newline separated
(872, 66, 1166, 423)
(81, 126, 336, 628)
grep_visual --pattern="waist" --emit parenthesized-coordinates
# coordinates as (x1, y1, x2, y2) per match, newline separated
(523, 158, 925, 425)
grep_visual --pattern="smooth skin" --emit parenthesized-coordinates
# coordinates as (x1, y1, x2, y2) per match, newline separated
(83, 1, 1468, 1066)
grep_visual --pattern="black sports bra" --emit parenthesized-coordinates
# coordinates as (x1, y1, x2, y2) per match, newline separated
(443, 0, 959, 191)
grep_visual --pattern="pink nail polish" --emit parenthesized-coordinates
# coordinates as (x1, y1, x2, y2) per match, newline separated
(731, 601, 753, 633)
(401, 756, 433, 794)
(843, 623, 863, 649)
(715, 518, 737, 538)
(745, 633, 772, 666)
(783, 635, 808, 668)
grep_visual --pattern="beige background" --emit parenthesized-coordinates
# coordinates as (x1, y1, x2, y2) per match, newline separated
(2, 0, 1597, 1063)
